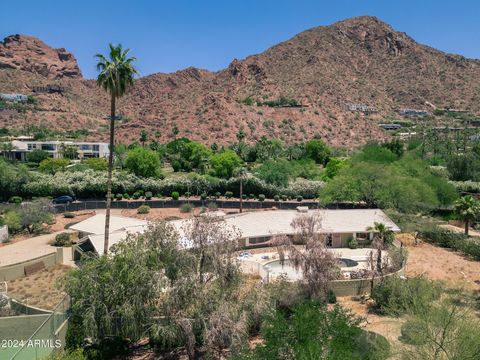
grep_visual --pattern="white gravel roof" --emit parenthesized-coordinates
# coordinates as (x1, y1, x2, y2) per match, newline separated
(70, 214, 147, 235)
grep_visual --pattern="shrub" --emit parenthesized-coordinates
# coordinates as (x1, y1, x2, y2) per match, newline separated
(200, 193, 207, 200)
(54, 232, 71, 247)
(132, 191, 141, 200)
(123, 193, 130, 199)
(281, 195, 288, 201)
(225, 191, 233, 199)
(348, 238, 358, 249)
(296, 195, 303, 202)
(274, 194, 280, 202)
(171, 191, 180, 200)
(215, 191, 221, 198)
(4, 210, 22, 233)
(371, 276, 443, 316)
(184, 191, 191, 198)
(137, 189, 144, 196)
(455, 239, 480, 260)
(249, 193, 256, 200)
(327, 289, 337, 304)
(258, 194, 266, 202)
(137, 205, 150, 214)
(144, 191, 153, 200)
(418, 227, 466, 248)
(179, 203, 194, 213)
(354, 331, 391, 360)
(207, 202, 218, 210)
(9, 196, 22, 204)
(400, 320, 428, 345)
(115, 193, 123, 200)
(63, 212, 75, 219)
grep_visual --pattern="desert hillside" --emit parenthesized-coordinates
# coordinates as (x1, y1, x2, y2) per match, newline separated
(1, 16, 479, 147)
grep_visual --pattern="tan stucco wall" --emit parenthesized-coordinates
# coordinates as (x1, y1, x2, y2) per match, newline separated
(0, 248, 63, 281)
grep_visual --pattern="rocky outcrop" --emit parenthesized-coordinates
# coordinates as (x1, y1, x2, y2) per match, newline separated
(0, 34, 82, 78)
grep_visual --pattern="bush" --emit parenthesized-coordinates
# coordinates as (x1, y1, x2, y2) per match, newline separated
(400, 320, 428, 345)
(225, 191, 233, 199)
(54, 232, 71, 247)
(274, 194, 280, 202)
(115, 193, 123, 201)
(171, 191, 180, 200)
(63, 212, 75, 219)
(179, 203, 194, 213)
(249, 193, 256, 200)
(200, 193, 207, 200)
(215, 191, 221, 198)
(281, 195, 288, 201)
(144, 191, 153, 200)
(258, 194, 266, 202)
(418, 227, 466, 248)
(137, 205, 150, 214)
(327, 289, 337, 304)
(132, 191, 141, 200)
(371, 276, 443, 316)
(184, 191, 191, 198)
(207, 202, 218, 210)
(9, 196, 22, 204)
(123, 193, 130, 200)
(296, 195, 303, 202)
(354, 331, 391, 360)
(348, 238, 358, 249)
(455, 239, 480, 260)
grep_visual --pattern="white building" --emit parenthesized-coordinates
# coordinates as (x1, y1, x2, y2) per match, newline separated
(72, 209, 400, 258)
(2, 140, 109, 161)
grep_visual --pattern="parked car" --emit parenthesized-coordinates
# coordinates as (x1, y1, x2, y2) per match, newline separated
(53, 195, 74, 204)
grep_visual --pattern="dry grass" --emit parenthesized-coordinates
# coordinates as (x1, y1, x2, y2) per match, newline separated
(6, 265, 72, 310)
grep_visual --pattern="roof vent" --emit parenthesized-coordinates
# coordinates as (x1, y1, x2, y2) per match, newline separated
(296, 206, 309, 213)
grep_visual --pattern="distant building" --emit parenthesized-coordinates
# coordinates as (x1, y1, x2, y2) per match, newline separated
(398, 108, 427, 117)
(378, 123, 402, 130)
(32, 85, 65, 94)
(0, 93, 28, 102)
(1, 140, 109, 161)
(346, 103, 377, 113)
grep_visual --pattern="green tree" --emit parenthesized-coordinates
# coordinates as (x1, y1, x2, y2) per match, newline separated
(209, 150, 243, 178)
(322, 157, 346, 180)
(304, 139, 331, 165)
(124, 147, 162, 178)
(255, 159, 292, 187)
(39, 158, 69, 174)
(167, 138, 211, 172)
(453, 195, 480, 235)
(139, 129, 148, 146)
(95, 43, 138, 255)
(367, 222, 395, 273)
(84, 157, 108, 171)
(0, 159, 29, 201)
(254, 137, 285, 161)
(26, 149, 49, 164)
(14, 198, 55, 234)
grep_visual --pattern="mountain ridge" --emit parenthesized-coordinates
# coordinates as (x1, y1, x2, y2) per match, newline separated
(1, 16, 479, 148)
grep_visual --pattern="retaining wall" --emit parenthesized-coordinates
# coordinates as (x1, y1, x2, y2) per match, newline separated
(0, 248, 63, 281)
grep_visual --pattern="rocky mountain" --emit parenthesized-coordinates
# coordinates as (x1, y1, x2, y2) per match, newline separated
(1, 16, 479, 148)
(0, 34, 81, 78)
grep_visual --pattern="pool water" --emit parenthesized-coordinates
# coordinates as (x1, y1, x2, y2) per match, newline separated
(264, 258, 359, 281)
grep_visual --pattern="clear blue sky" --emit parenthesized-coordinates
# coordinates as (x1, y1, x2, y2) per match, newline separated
(1, 0, 479, 79)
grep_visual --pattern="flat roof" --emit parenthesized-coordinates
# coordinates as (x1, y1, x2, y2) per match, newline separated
(171, 208, 400, 240)
(70, 214, 147, 235)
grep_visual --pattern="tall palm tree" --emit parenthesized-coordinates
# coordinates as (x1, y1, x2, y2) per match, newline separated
(454, 195, 480, 236)
(367, 222, 394, 273)
(95, 44, 138, 255)
(234, 167, 248, 213)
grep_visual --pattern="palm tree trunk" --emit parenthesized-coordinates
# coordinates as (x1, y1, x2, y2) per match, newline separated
(239, 178, 243, 213)
(104, 94, 115, 255)
(465, 220, 469, 236)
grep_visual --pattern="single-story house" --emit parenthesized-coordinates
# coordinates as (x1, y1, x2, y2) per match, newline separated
(72, 208, 400, 258)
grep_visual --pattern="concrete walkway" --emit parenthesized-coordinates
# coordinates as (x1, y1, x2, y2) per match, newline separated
(0, 230, 72, 267)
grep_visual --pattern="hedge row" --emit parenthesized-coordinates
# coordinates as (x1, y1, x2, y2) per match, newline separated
(418, 227, 480, 260)
(21, 170, 324, 200)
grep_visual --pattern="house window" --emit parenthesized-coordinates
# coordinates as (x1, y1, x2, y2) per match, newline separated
(93, 145, 99, 151)
(41, 144, 55, 151)
(27, 143, 35, 150)
(356, 233, 369, 241)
